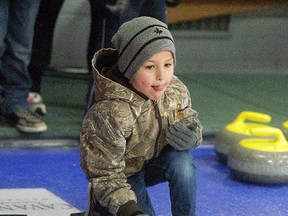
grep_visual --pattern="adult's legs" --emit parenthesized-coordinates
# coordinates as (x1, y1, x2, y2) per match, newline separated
(87, 0, 147, 66)
(85, 0, 166, 111)
(86, 0, 146, 109)
(0, 0, 40, 114)
(28, 0, 65, 93)
(86, 0, 129, 108)
(0, 1, 9, 99)
(86, 1, 104, 109)
(0, 1, 9, 59)
(140, 0, 167, 23)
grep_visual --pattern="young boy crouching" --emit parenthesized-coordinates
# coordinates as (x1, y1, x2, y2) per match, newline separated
(80, 16, 203, 216)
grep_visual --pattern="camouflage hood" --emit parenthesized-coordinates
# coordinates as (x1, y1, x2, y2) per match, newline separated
(91, 48, 143, 104)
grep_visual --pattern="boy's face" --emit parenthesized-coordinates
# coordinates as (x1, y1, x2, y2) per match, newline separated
(132, 51, 174, 100)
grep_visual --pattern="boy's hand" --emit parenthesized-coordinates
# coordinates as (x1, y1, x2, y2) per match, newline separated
(165, 122, 199, 151)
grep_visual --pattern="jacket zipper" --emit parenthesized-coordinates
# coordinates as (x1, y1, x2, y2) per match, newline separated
(152, 100, 162, 158)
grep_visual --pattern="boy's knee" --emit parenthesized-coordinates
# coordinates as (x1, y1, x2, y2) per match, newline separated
(168, 152, 195, 178)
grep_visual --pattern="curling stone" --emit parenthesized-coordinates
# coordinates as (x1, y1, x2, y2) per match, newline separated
(228, 127, 288, 184)
(215, 111, 272, 164)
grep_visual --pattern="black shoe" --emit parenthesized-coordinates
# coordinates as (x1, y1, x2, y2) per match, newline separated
(5, 109, 47, 133)
(70, 213, 85, 216)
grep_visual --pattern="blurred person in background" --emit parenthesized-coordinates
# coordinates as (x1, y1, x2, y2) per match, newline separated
(0, 0, 47, 133)
(27, 0, 169, 116)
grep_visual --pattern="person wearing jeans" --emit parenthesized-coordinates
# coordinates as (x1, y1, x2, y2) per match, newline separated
(0, 0, 47, 133)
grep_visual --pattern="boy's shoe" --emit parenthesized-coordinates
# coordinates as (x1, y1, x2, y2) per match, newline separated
(28, 92, 47, 116)
(4, 109, 47, 133)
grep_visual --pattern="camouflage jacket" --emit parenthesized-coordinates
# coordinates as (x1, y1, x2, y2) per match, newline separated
(80, 48, 202, 215)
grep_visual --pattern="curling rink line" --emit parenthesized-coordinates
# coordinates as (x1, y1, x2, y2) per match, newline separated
(0, 188, 79, 216)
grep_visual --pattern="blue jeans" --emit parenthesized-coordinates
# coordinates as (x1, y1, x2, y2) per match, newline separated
(0, 0, 40, 114)
(128, 146, 197, 216)
(91, 146, 196, 216)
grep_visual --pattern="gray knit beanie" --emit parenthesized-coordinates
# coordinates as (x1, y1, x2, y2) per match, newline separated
(111, 16, 176, 82)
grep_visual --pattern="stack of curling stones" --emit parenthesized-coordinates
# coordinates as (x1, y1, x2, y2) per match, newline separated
(215, 111, 273, 164)
(215, 111, 288, 184)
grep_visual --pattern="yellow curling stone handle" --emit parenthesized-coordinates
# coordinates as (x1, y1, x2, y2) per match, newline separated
(239, 127, 288, 152)
(226, 111, 272, 135)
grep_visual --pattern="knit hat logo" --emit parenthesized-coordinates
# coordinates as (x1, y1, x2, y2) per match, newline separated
(154, 27, 163, 36)
(112, 16, 176, 82)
